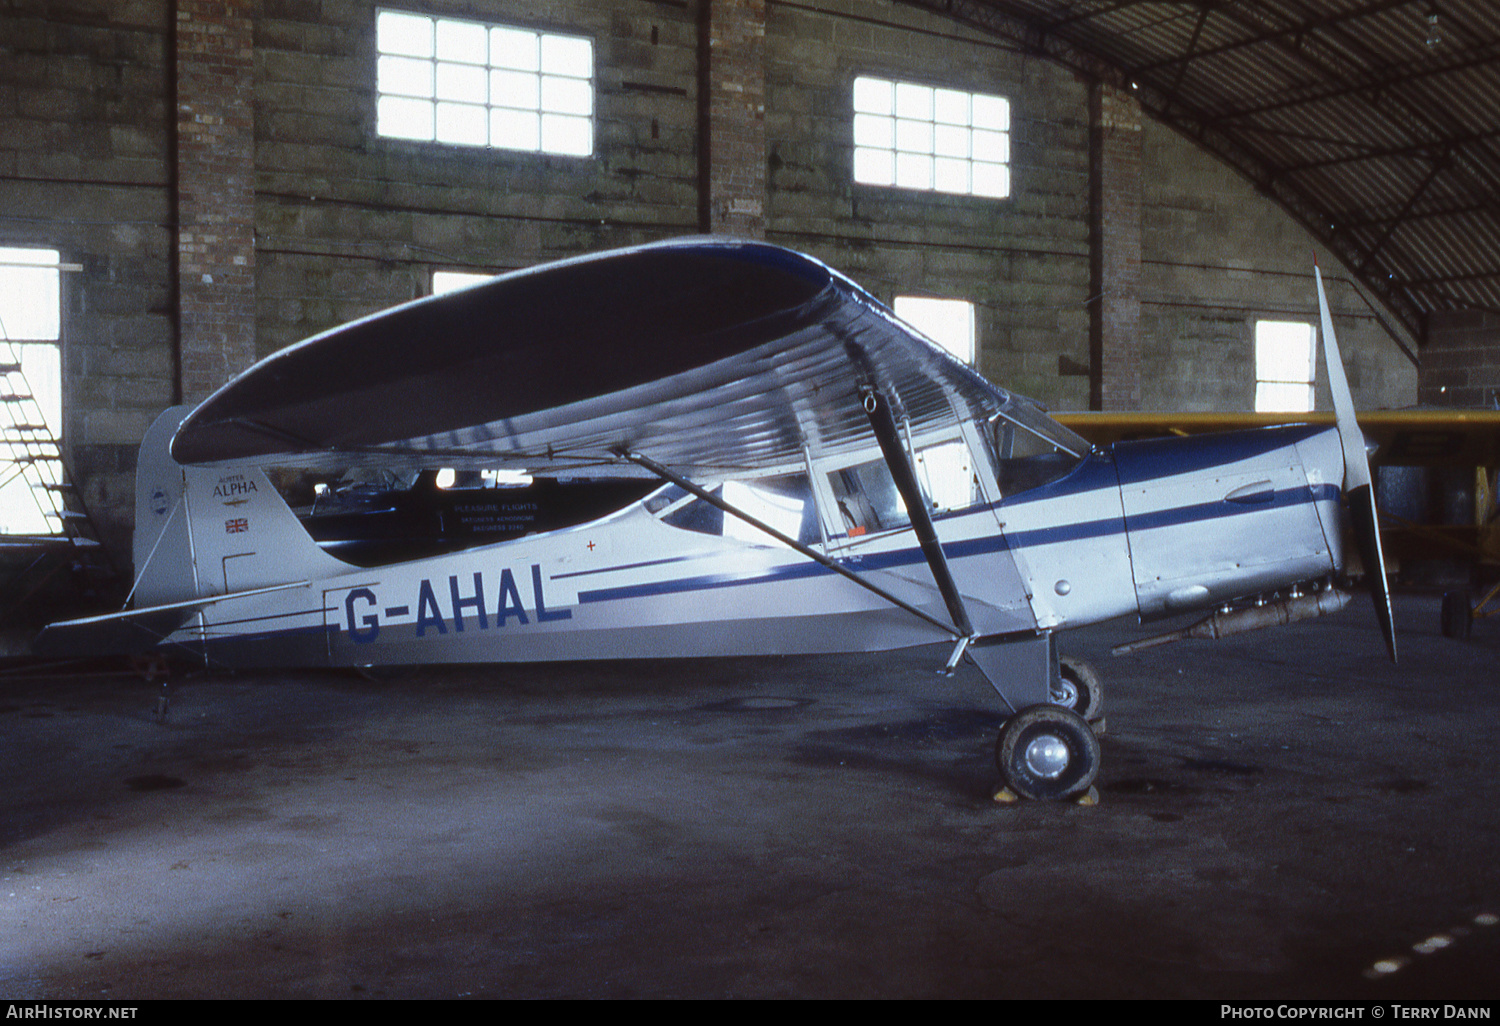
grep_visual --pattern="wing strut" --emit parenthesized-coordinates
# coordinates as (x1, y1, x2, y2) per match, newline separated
(619, 450, 963, 640)
(859, 386, 976, 654)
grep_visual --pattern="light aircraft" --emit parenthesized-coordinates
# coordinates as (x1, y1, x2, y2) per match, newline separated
(36, 237, 1399, 800)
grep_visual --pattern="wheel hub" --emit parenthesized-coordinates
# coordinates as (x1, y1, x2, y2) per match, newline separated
(1023, 733, 1070, 779)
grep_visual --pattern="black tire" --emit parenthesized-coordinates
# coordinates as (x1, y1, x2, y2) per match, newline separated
(1441, 590, 1473, 641)
(995, 705, 1100, 801)
(1054, 656, 1104, 722)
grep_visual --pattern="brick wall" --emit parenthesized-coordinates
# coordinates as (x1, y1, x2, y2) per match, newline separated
(1089, 82, 1141, 411)
(176, 0, 257, 403)
(703, 0, 767, 236)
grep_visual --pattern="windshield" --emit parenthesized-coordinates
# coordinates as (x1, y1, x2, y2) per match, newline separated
(987, 397, 1088, 499)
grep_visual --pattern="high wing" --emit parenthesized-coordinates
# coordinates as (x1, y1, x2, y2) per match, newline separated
(172, 237, 1082, 477)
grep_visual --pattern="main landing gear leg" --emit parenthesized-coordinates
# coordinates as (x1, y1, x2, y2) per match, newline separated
(967, 633, 1102, 803)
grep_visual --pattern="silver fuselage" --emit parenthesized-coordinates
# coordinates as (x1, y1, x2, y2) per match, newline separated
(152, 420, 1346, 670)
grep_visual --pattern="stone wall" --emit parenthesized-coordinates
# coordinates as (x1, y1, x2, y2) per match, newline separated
(1420, 311, 1500, 408)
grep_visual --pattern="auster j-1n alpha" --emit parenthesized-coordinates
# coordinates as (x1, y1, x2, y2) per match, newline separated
(37, 238, 1398, 801)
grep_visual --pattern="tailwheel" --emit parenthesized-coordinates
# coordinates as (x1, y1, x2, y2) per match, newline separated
(1053, 656, 1104, 723)
(995, 705, 1100, 801)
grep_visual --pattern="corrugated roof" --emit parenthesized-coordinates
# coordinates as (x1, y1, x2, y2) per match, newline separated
(897, 0, 1500, 342)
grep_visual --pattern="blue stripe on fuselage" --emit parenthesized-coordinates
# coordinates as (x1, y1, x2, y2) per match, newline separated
(1112, 423, 1330, 485)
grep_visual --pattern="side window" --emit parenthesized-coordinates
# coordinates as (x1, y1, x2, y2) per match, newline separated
(828, 438, 981, 541)
(914, 440, 977, 512)
(828, 459, 908, 537)
(658, 475, 819, 547)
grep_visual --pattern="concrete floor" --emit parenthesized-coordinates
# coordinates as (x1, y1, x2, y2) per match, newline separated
(1, 592, 1497, 999)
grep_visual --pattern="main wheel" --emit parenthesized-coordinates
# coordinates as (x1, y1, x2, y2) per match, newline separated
(1053, 657, 1104, 722)
(995, 705, 1100, 801)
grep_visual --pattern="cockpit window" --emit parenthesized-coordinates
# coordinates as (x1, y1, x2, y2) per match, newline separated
(988, 399, 1087, 498)
(829, 458, 908, 537)
(658, 474, 820, 547)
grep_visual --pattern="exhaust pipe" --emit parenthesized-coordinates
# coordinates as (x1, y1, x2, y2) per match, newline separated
(1112, 588, 1350, 655)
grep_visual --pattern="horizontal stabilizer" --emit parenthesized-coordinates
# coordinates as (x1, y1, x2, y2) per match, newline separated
(33, 582, 310, 659)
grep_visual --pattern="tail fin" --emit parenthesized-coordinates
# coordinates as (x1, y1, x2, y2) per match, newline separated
(131, 406, 349, 605)
(131, 407, 195, 606)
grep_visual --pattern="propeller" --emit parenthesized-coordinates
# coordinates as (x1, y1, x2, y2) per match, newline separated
(1315, 262, 1397, 661)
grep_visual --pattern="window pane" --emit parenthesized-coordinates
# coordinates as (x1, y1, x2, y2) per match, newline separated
(723, 479, 808, 544)
(435, 61, 486, 102)
(435, 102, 488, 146)
(971, 162, 1010, 198)
(894, 152, 933, 190)
(435, 19, 488, 63)
(972, 94, 1009, 131)
(853, 113, 894, 149)
(490, 27, 539, 71)
(541, 113, 592, 156)
(378, 55, 433, 98)
(1256, 321, 1315, 381)
(917, 440, 976, 512)
(491, 107, 540, 150)
(933, 157, 970, 195)
(894, 296, 975, 363)
(933, 123, 969, 158)
(1255, 321, 1316, 412)
(491, 69, 539, 110)
(933, 88, 969, 125)
(378, 95, 434, 140)
(1256, 381, 1315, 414)
(852, 76, 892, 115)
(0, 248, 61, 340)
(377, 11, 432, 58)
(895, 118, 933, 154)
(540, 35, 591, 78)
(894, 82, 933, 120)
(853, 147, 894, 186)
(541, 75, 592, 116)
(971, 129, 1008, 164)
(433, 270, 491, 294)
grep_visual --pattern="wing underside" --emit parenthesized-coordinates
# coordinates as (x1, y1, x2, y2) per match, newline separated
(172, 238, 1062, 478)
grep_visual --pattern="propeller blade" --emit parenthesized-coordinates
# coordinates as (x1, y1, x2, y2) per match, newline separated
(1315, 263, 1396, 661)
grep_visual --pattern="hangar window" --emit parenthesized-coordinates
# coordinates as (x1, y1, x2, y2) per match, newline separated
(852, 76, 1010, 198)
(431, 270, 491, 295)
(0, 247, 64, 536)
(893, 296, 975, 364)
(1254, 320, 1316, 413)
(376, 9, 594, 157)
